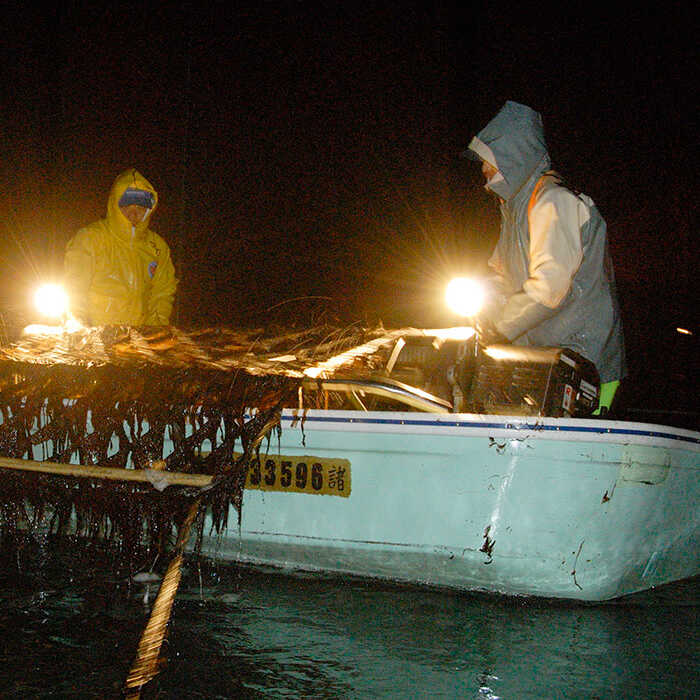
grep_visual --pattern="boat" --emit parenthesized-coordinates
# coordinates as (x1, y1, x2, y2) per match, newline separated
(206, 405, 697, 601)
(1, 324, 698, 603)
(193, 329, 700, 602)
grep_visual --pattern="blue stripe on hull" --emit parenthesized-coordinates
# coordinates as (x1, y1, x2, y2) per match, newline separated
(281, 412, 700, 447)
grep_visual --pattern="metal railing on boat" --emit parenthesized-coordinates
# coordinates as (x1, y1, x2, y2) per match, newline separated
(302, 376, 452, 413)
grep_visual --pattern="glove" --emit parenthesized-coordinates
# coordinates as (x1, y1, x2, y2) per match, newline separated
(475, 316, 509, 348)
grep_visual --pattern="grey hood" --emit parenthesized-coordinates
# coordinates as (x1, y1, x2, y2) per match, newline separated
(467, 101, 551, 201)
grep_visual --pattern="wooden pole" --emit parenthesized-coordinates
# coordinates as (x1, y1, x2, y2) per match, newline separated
(123, 498, 201, 698)
(0, 456, 213, 489)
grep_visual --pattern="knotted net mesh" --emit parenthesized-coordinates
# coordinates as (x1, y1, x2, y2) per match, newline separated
(0, 322, 414, 694)
(0, 323, 394, 569)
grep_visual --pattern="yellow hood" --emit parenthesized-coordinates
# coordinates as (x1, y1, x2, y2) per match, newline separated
(106, 169, 159, 240)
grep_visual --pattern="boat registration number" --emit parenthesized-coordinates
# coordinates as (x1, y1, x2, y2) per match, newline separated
(245, 455, 351, 497)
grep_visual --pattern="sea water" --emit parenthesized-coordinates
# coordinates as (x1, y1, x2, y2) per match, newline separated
(0, 540, 697, 699)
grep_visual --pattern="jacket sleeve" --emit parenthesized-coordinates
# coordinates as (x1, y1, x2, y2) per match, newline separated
(63, 230, 96, 325)
(495, 187, 585, 340)
(145, 237, 177, 325)
(481, 250, 510, 322)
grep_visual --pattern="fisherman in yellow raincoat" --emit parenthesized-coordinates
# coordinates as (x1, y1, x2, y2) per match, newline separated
(64, 169, 177, 326)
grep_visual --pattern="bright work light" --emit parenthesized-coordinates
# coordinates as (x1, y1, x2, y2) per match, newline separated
(445, 277, 485, 318)
(34, 283, 68, 318)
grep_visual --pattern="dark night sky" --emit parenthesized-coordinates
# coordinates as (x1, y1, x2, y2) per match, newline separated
(0, 2, 697, 409)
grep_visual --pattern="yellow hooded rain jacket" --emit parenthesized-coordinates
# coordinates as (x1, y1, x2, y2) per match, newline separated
(64, 169, 177, 326)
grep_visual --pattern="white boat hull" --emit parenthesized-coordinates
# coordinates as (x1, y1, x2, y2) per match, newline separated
(200, 410, 700, 601)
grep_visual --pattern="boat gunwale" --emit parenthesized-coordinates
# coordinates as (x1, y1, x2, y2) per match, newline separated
(280, 408, 700, 450)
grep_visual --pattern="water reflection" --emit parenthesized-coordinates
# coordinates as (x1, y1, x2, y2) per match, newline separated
(0, 543, 697, 699)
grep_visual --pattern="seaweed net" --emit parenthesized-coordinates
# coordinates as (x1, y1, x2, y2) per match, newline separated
(0, 322, 410, 695)
(0, 323, 398, 570)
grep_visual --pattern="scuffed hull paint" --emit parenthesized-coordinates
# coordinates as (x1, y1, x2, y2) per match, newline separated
(196, 410, 700, 601)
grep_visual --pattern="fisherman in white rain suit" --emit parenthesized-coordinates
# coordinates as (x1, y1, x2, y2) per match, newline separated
(465, 101, 626, 412)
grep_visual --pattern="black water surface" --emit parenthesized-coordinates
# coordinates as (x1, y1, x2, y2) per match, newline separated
(0, 539, 697, 699)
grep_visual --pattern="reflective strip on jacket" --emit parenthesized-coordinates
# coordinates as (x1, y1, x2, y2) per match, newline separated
(469, 101, 626, 383)
(64, 169, 177, 326)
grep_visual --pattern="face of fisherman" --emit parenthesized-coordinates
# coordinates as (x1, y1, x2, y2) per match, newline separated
(481, 160, 499, 182)
(120, 204, 149, 226)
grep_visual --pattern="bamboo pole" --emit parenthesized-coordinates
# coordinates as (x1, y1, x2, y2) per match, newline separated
(120, 408, 283, 696)
(0, 456, 213, 489)
(123, 498, 201, 699)
(0, 455, 212, 695)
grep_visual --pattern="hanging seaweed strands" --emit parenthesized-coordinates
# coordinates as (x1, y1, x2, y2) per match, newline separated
(0, 323, 403, 696)
(0, 329, 278, 563)
(0, 323, 397, 561)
